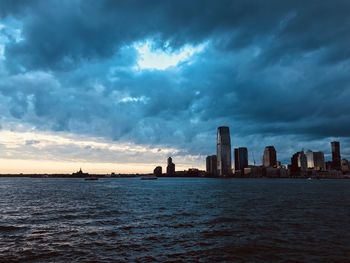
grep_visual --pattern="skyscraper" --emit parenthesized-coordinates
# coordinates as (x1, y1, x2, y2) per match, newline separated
(262, 146, 277, 167)
(290, 151, 308, 175)
(298, 151, 308, 172)
(234, 147, 248, 172)
(166, 157, 175, 176)
(331, 141, 341, 170)
(217, 126, 232, 176)
(206, 155, 217, 175)
(306, 150, 314, 169)
(313, 151, 326, 171)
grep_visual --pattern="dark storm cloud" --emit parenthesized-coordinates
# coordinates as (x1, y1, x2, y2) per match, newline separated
(0, 0, 350, 162)
(3, 0, 350, 70)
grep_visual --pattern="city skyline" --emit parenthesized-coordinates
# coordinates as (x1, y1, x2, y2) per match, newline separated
(0, 125, 348, 174)
(0, 1, 350, 173)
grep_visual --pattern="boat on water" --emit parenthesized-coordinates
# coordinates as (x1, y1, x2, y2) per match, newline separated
(140, 175, 158, 180)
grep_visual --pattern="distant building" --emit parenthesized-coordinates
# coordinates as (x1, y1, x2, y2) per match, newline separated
(234, 147, 248, 172)
(325, 161, 332, 171)
(72, 168, 89, 177)
(306, 150, 314, 169)
(299, 151, 308, 172)
(341, 159, 349, 174)
(262, 146, 277, 167)
(290, 151, 307, 175)
(217, 126, 232, 176)
(313, 151, 326, 171)
(166, 157, 175, 176)
(206, 155, 217, 175)
(153, 166, 162, 176)
(264, 167, 289, 178)
(291, 152, 300, 174)
(331, 141, 341, 170)
(306, 150, 326, 170)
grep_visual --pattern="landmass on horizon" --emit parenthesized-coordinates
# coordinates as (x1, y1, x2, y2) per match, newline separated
(1, 126, 349, 179)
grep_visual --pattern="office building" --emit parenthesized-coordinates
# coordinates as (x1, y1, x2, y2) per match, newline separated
(298, 151, 308, 172)
(290, 151, 307, 175)
(341, 159, 349, 174)
(166, 157, 175, 176)
(206, 155, 217, 175)
(234, 147, 248, 172)
(331, 141, 341, 170)
(217, 126, 232, 176)
(306, 150, 314, 169)
(263, 146, 277, 167)
(313, 151, 326, 171)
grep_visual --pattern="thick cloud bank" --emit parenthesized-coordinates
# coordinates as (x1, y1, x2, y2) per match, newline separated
(0, 0, 350, 166)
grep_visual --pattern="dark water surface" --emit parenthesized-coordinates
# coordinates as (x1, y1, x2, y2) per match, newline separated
(0, 178, 349, 262)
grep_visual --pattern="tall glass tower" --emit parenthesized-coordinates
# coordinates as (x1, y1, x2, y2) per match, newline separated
(217, 126, 232, 176)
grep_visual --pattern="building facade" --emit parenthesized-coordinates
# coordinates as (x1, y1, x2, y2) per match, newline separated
(234, 147, 248, 172)
(262, 146, 277, 167)
(313, 151, 326, 171)
(206, 155, 217, 175)
(331, 141, 341, 170)
(166, 157, 175, 176)
(217, 126, 232, 176)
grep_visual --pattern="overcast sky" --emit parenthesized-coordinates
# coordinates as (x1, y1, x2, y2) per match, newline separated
(0, 0, 349, 173)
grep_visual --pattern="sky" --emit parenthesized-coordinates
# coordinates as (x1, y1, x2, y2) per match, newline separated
(0, 0, 350, 173)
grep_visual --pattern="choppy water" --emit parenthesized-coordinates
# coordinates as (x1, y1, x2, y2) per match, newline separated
(0, 178, 350, 262)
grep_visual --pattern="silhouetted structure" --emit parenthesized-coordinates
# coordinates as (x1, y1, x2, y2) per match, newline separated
(217, 126, 232, 176)
(153, 166, 162, 176)
(234, 147, 248, 173)
(290, 151, 307, 175)
(263, 146, 277, 167)
(331, 141, 341, 170)
(72, 168, 89, 177)
(313, 151, 326, 171)
(341, 159, 349, 174)
(206, 155, 217, 175)
(299, 151, 308, 172)
(291, 152, 300, 174)
(306, 150, 314, 169)
(166, 157, 175, 176)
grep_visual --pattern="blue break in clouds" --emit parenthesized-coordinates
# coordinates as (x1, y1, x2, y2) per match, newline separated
(0, 0, 349, 164)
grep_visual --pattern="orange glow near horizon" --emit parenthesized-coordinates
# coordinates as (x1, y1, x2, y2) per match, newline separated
(0, 158, 199, 174)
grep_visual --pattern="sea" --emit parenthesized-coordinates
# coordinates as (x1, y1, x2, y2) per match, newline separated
(0, 178, 349, 262)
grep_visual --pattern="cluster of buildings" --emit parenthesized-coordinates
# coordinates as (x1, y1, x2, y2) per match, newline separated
(153, 126, 349, 178)
(206, 126, 349, 178)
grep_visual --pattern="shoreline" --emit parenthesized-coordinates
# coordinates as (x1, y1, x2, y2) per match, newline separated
(0, 174, 349, 179)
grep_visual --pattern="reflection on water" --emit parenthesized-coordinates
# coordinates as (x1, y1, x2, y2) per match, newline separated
(1, 178, 350, 262)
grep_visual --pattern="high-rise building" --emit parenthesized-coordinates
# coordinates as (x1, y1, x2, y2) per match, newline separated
(306, 150, 314, 169)
(166, 157, 175, 176)
(305, 150, 325, 170)
(298, 151, 308, 172)
(206, 155, 217, 175)
(262, 146, 277, 167)
(290, 151, 308, 175)
(234, 147, 248, 172)
(331, 141, 341, 170)
(313, 151, 326, 171)
(217, 126, 232, 176)
(291, 152, 300, 174)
